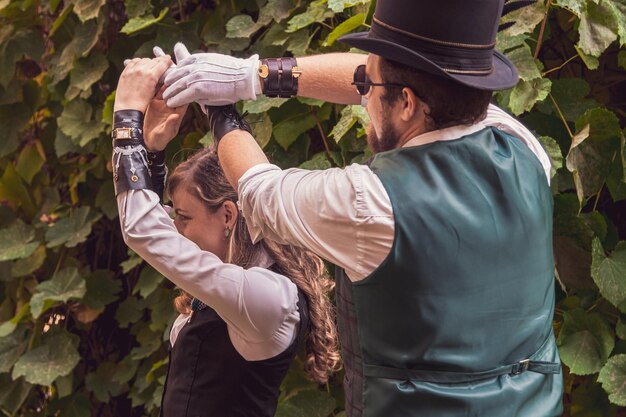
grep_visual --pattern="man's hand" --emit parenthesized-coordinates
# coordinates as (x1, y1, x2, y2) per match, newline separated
(114, 56, 173, 113)
(162, 43, 262, 108)
(144, 87, 188, 152)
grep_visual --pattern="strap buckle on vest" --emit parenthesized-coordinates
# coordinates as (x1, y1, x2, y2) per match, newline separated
(510, 359, 530, 375)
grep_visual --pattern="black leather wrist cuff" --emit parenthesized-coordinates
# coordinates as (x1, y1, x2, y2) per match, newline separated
(147, 150, 165, 166)
(113, 110, 144, 129)
(205, 105, 253, 145)
(260, 57, 299, 98)
(148, 151, 167, 202)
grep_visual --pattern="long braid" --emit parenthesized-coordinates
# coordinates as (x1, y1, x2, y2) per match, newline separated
(263, 241, 342, 383)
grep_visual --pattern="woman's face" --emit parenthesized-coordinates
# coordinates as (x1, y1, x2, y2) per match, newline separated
(171, 187, 231, 260)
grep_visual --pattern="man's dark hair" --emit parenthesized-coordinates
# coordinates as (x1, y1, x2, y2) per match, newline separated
(379, 58, 492, 131)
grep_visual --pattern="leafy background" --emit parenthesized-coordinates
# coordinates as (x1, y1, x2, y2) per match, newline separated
(0, 0, 625, 415)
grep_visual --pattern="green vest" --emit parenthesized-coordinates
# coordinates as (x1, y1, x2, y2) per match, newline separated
(336, 127, 563, 417)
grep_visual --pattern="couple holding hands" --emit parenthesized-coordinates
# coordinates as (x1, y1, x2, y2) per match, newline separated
(111, 0, 563, 416)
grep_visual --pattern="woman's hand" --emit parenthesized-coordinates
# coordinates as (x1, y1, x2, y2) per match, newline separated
(114, 56, 173, 113)
(144, 87, 188, 151)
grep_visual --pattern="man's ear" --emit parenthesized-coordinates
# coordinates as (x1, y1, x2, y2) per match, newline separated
(222, 200, 238, 228)
(400, 87, 419, 122)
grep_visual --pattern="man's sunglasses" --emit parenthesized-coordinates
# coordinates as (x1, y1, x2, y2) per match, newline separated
(351, 64, 406, 96)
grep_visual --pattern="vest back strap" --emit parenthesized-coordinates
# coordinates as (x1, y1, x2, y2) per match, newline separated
(364, 359, 560, 384)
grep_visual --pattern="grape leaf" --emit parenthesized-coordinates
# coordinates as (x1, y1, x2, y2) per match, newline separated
(12, 329, 80, 386)
(30, 267, 87, 318)
(598, 354, 626, 406)
(45, 206, 102, 248)
(0, 219, 38, 262)
(591, 239, 626, 312)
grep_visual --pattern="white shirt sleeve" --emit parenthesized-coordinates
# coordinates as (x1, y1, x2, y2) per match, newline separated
(238, 163, 395, 281)
(117, 189, 300, 361)
(237, 105, 548, 283)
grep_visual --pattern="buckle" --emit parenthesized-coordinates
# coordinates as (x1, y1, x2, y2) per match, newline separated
(511, 359, 530, 375)
(113, 127, 132, 140)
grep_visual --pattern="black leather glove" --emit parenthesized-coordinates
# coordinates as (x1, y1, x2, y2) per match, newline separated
(205, 105, 253, 146)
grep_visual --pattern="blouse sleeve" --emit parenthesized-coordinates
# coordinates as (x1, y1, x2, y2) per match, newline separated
(117, 188, 300, 361)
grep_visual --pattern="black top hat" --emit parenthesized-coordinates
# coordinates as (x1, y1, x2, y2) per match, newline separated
(339, 0, 518, 91)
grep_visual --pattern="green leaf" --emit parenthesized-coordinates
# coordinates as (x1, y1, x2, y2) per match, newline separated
(15, 140, 46, 184)
(55, 373, 73, 398)
(12, 244, 46, 277)
(259, 0, 292, 23)
(74, 16, 105, 57)
(45, 206, 102, 248)
(249, 113, 273, 149)
(578, 0, 622, 57)
(83, 269, 121, 310)
(330, 105, 370, 142)
(0, 102, 31, 157)
(115, 296, 144, 328)
(30, 266, 87, 318)
(273, 113, 317, 150)
(86, 362, 127, 402)
(130, 338, 161, 360)
(112, 355, 140, 384)
(0, 374, 31, 416)
(286, 1, 329, 33)
(12, 329, 80, 386)
(102, 91, 116, 127)
(120, 249, 143, 273)
(0, 304, 31, 338)
(0, 28, 44, 88)
(328, 0, 369, 13)
(0, 162, 35, 215)
(598, 354, 626, 406)
(507, 77, 551, 115)
(568, 379, 618, 417)
(275, 389, 337, 417)
(498, 0, 546, 36)
(243, 96, 288, 114)
(299, 152, 332, 170)
(0, 326, 28, 373)
(538, 136, 563, 179)
(69, 0, 105, 22)
(57, 99, 104, 147)
(226, 14, 260, 39)
(133, 266, 164, 299)
(591, 239, 626, 311)
(566, 108, 622, 201)
(324, 13, 366, 46)
(555, 0, 585, 16)
(546, 78, 599, 122)
(124, 0, 152, 18)
(66, 53, 109, 100)
(121, 8, 169, 35)
(0, 219, 38, 262)
(557, 309, 614, 375)
(55, 130, 82, 157)
(506, 45, 541, 81)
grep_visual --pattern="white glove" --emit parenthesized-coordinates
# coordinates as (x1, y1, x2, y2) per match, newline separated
(161, 42, 262, 108)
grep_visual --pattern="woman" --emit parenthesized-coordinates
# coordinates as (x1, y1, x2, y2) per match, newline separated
(112, 56, 340, 416)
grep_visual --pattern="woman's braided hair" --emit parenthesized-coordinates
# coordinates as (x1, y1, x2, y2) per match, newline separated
(168, 148, 341, 383)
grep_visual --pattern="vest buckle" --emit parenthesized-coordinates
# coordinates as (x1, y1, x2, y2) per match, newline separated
(510, 359, 530, 375)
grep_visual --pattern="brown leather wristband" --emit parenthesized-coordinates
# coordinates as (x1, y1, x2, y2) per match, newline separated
(259, 57, 300, 98)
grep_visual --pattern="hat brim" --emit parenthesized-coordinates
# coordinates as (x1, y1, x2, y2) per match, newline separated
(339, 32, 518, 91)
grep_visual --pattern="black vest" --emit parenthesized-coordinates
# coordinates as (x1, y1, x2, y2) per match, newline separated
(161, 290, 309, 417)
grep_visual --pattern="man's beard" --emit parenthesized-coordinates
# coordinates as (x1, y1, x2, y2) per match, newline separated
(366, 116, 401, 153)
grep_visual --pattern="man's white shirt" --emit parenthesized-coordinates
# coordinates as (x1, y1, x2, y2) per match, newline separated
(238, 104, 551, 281)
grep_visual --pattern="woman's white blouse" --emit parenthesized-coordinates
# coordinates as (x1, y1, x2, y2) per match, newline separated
(117, 190, 301, 361)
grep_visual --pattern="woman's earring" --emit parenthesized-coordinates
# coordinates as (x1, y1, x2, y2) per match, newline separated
(224, 227, 231, 238)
